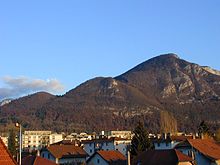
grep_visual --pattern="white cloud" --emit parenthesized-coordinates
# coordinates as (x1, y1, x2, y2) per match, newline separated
(0, 76, 65, 100)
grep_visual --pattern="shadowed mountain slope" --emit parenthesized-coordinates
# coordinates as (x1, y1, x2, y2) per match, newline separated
(1, 54, 220, 132)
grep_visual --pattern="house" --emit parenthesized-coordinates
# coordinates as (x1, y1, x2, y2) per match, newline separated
(41, 144, 88, 164)
(175, 139, 220, 165)
(152, 137, 172, 150)
(22, 155, 57, 165)
(82, 138, 115, 157)
(132, 149, 193, 165)
(113, 137, 131, 157)
(81, 137, 131, 157)
(152, 134, 193, 150)
(86, 150, 127, 165)
(0, 137, 17, 165)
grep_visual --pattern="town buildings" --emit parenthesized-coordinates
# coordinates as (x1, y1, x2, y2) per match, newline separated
(81, 137, 131, 157)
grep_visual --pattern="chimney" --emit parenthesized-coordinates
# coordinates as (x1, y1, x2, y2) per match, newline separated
(192, 134, 196, 139)
(162, 133, 167, 140)
(37, 150, 40, 156)
(201, 133, 204, 139)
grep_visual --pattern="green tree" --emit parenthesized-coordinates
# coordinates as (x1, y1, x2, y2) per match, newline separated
(130, 121, 153, 156)
(8, 129, 17, 157)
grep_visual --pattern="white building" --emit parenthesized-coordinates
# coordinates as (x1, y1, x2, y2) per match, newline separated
(22, 131, 63, 151)
(82, 138, 115, 157)
(114, 137, 131, 157)
(105, 131, 132, 139)
(65, 132, 93, 141)
(153, 135, 193, 150)
(81, 137, 131, 157)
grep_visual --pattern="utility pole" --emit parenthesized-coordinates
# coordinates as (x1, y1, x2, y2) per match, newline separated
(15, 123, 22, 165)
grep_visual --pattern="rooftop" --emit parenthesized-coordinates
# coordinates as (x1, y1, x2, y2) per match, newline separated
(187, 139, 220, 160)
(97, 150, 127, 162)
(87, 150, 127, 165)
(46, 145, 88, 159)
(132, 149, 193, 165)
(22, 156, 56, 165)
(0, 137, 17, 165)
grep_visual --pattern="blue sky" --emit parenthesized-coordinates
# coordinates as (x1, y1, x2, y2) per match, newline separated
(0, 0, 220, 100)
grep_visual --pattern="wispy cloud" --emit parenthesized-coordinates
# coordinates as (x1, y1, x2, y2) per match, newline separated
(0, 76, 65, 100)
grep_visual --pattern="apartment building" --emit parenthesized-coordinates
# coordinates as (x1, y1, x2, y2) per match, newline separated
(22, 131, 63, 151)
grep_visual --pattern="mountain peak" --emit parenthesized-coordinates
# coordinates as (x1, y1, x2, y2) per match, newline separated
(156, 53, 180, 59)
(148, 53, 180, 64)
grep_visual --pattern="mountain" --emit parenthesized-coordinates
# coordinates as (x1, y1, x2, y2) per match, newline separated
(0, 99, 12, 107)
(1, 54, 220, 133)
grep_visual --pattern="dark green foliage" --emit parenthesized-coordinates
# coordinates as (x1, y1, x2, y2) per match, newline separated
(8, 129, 17, 157)
(130, 122, 153, 156)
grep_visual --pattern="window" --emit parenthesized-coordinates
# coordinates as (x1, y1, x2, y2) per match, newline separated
(97, 159, 100, 164)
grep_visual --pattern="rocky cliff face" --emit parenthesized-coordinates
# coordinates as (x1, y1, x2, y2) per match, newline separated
(1, 54, 220, 132)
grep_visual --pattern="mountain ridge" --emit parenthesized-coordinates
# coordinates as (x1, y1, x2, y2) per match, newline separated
(1, 54, 220, 133)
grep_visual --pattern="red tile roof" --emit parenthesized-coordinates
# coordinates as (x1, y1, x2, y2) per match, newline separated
(0, 137, 17, 165)
(97, 150, 126, 162)
(171, 135, 193, 142)
(188, 139, 220, 160)
(51, 140, 80, 146)
(47, 145, 87, 159)
(22, 156, 56, 165)
(175, 149, 193, 162)
(132, 149, 192, 165)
